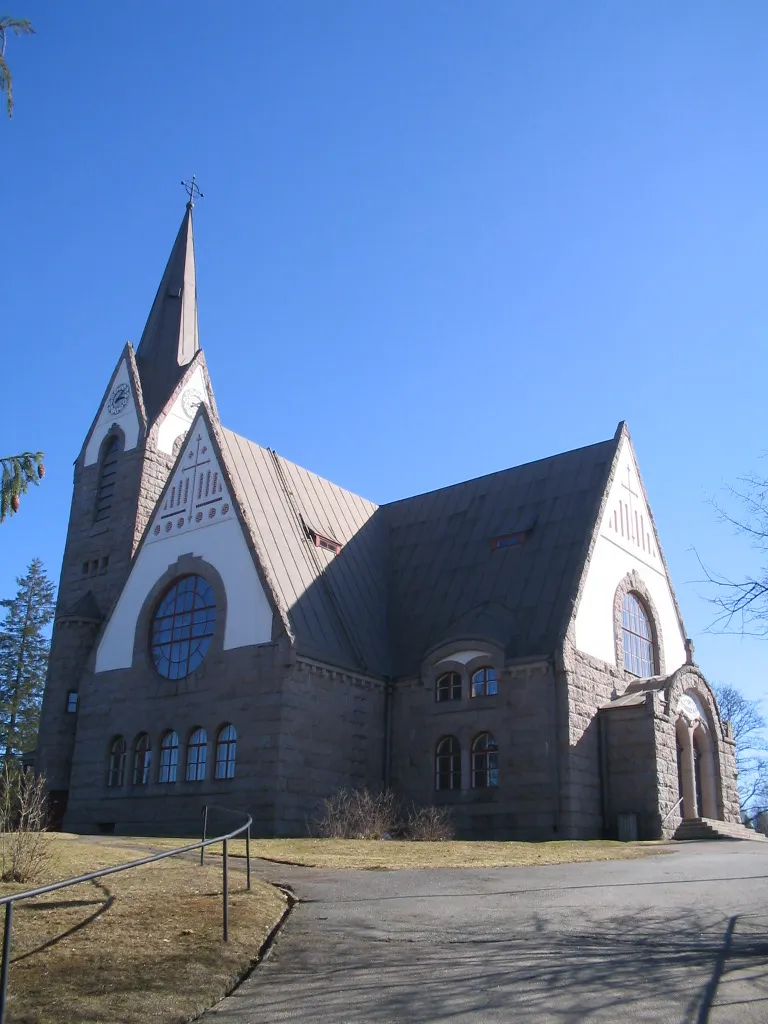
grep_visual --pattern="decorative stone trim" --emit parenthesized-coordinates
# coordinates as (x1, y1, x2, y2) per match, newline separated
(612, 570, 665, 678)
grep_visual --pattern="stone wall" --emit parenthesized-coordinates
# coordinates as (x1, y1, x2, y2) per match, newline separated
(601, 700, 660, 839)
(390, 658, 559, 840)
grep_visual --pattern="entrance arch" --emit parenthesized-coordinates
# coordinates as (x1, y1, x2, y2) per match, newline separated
(675, 692, 721, 820)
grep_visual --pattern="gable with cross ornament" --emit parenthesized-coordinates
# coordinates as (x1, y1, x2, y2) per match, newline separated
(572, 435, 687, 672)
(146, 420, 234, 546)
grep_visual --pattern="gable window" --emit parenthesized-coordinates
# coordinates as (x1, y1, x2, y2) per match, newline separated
(435, 736, 461, 790)
(132, 733, 151, 786)
(159, 731, 179, 783)
(470, 667, 498, 698)
(471, 733, 499, 788)
(622, 593, 655, 677)
(150, 575, 216, 680)
(107, 736, 126, 788)
(435, 672, 461, 702)
(94, 435, 121, 523)
(214, 724, 236, 779)
(186, 728, 207, 782)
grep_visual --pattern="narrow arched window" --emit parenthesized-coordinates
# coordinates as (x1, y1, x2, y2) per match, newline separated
(471, 732, 499, 788)
(622, 593, 655, 676)
(132, 733, 151, 786)
(470, 667, 498, 698)
(159, 731, 179, 783)
(107, 736, 126, 788)
(435, 736, 461, 790)
(186, 728, 207, 782)
(214, 724, 236, 780)
(94, 434, 121, 523)
(436, 672, 461, 702)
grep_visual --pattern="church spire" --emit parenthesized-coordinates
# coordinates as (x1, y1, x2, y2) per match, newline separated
(135, 196, 200, 424)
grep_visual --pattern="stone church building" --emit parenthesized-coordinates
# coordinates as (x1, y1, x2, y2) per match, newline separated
(37, 201, 742, 840)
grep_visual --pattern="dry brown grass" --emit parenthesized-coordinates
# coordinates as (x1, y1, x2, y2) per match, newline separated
(0, 834, 288, 1024)
(238, 837, 666, 870)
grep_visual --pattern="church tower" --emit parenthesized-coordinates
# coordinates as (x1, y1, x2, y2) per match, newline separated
(37, 196, 216, 825)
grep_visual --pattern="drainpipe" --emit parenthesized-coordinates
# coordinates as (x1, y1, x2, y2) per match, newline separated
(597, 711, 610, 838)
(383, 679, 393, 788)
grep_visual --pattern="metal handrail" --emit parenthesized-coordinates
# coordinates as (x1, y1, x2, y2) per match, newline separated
(0, 805, 252, 1024)
(660, 796, 684, 828)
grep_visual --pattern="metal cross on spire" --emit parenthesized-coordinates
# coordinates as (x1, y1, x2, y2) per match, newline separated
(181, 174, 204, 208)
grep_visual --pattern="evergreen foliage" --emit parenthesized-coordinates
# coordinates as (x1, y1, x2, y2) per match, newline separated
(0, 15, 35, 117)
(0, 452, 44, 522)
(0, 558, 55, 759)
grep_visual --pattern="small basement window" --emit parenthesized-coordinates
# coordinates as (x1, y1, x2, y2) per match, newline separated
(491, 532, 527, 551)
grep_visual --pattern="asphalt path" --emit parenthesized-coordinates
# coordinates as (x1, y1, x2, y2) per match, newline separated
(205, 841, 768, 1023)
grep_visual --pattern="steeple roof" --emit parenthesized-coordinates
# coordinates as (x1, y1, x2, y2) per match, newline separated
(135, 203, 200, 424)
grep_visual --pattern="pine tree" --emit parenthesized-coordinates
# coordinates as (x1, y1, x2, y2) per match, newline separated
(0, 559, 55, 759)
(1, 453, 45, 523)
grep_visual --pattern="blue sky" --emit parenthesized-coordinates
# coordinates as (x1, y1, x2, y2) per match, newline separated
(3, 2, 768, 706)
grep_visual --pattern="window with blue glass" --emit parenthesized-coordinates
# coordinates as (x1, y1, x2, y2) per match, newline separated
(150, 575, 216, 679)
(622, 593, 655, 676)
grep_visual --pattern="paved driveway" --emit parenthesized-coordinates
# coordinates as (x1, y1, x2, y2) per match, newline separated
(206, 841, 768, 1023)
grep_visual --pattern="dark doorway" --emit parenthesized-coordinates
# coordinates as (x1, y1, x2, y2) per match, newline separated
(47, 790, 68, 831)
(693, 741, 703, 819)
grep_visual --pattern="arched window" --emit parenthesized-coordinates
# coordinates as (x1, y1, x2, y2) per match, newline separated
(214, 724, 236, 780)
(107, 736, 126, 788)
(470, 667, 498, 698)
(150, 575, 216, 680)
(186, 728, 207, 782)
(436, 672, 461, 702)
(435, 736, 461, 790)
(159, 731, 179, 783)
(94, 434, 121, 523)
(622, 593, 655, 676)
(132, 733, 151, 786)
(471, 732, 499, 788)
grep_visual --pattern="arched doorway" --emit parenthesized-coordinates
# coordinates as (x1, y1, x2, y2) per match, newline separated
(675, 692, 721, 821)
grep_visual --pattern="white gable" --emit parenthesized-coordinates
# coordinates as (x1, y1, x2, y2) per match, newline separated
(573, 437, 686, 672)
(156, 363, 211, 455)
(84, 358, 140, 466)
(95, 418, 273, 672)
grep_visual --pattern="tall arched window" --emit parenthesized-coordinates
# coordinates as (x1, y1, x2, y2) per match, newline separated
(622, 593, 655, 676)
(435, 736, 461, 790)
(470, 667, 498, 698)
(471, 732, 499, 788)
(132, 733, 151, 786)
(186, 728, 207, 782)
(107, 736, 126, 788)
(435, 672, 461, 702)
(94, 434, 121, 523)
(159, 731, 179, 783)
(214, 724, 236, 780)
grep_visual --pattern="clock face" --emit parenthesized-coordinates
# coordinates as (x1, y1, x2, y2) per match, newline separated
(107, 383, 130, 416)
(181, 388, 205, 419)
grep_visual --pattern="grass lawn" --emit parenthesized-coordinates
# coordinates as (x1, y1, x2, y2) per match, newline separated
(238, 837, 666, 870)
(0, 833, 288, 1024)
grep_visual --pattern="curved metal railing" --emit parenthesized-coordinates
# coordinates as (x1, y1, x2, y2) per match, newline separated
(0, 805, 252, 1024)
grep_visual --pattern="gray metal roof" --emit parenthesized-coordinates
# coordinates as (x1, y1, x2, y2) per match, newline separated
(220, 429, 390, 674)
(219, 427, 619, 679)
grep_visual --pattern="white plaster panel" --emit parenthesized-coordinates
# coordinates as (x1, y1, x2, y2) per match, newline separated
(435, 650, 491, 667)
(573, 437, 686, 672)
(157, 364, 209, 455)
(84, 359, 140, 465)
(95, 517, 273, 672)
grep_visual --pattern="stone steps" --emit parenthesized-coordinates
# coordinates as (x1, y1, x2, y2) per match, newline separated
(673, 817, 768, 842)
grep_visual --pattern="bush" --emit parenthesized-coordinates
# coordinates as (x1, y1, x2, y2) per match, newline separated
(0, 762, 51, 882)
(311, 787, 454, 841)
(404, 804, 455, 842)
